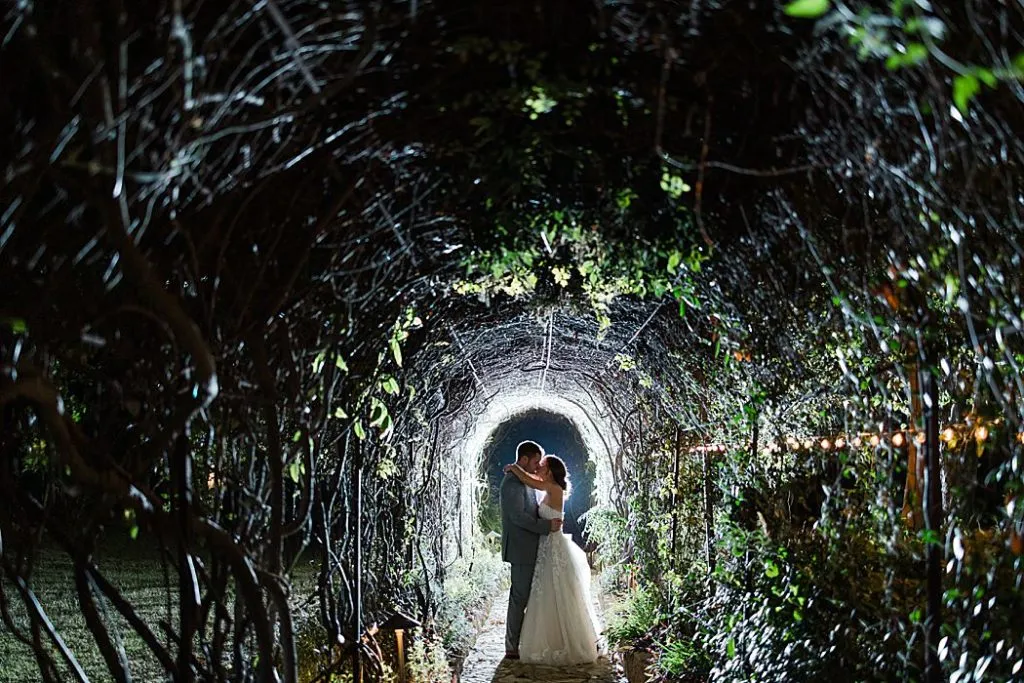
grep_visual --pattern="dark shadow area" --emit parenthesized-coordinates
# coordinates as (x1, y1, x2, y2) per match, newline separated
(480, 409, 595, 546)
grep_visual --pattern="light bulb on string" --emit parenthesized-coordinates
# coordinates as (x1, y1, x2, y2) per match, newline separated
(892, 432, 905, 447)
(820, 438, 832, 451)
(835, 437, 846, 449)
(802, 439, 813, 450)
(976, 425, 989, 442)
(870, 434, 881, 447)
(915, 431, 926, 444)
(941, 427, 955, 442)
(852, 436, 863, 448)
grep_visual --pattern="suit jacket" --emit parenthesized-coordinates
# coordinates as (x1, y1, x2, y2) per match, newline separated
(499, 472, 550, 564)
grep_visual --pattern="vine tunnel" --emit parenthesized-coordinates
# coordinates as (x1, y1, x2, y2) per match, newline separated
(2, 1, 1024, 682)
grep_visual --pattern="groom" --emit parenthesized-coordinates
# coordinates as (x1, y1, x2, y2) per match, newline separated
(499, 440, 562, 659)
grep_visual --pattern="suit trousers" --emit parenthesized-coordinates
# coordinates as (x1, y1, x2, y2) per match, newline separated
(505, 562, 536, 652)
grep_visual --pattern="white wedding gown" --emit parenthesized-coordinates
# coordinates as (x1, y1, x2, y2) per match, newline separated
(519, 498, 602, 665)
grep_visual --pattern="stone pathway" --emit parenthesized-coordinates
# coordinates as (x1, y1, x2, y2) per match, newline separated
(459, 584, 622, 683)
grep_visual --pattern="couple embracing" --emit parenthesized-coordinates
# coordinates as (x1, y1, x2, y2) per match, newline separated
(499, 440, 603, 664)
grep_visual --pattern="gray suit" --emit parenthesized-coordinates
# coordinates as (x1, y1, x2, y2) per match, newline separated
(499, 472, 551, 652)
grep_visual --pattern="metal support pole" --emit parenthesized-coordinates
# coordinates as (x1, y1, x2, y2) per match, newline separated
(353, 440, 363, 683)
(922, 365, 943, 683)
(703, 442, 715, 577)
(175, 435, 196, 683)
(670, 427, 681, 568)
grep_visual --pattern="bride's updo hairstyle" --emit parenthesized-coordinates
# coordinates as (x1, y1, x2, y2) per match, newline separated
(545, 455, 571, 496)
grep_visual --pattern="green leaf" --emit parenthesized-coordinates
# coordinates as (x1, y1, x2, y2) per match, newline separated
(953, 74, 980, 114)
(288, 460, 301, 484)
(292, 430, 302, 443)
(390, 338, 403, 367)
(943, 273, 959, 305)
(885, 43, 928, 70)
(765, 560, 780, 578)
(726, 637, 736, 658)
(335, 355, 349, 372)
(976, 68, 997, 88)
(667, 251, 681, 275)
(312, 351, 327, 374)
(3, 317, 28, 333)
(354, 421, 366, 440)
(382, 376, 400, 395)
(129, 525, 139, 540)
(334, 406, 348, 419)
(784, 0, 831, 19)
(906, 43, 928, 63)
(369, 398, 389, 428)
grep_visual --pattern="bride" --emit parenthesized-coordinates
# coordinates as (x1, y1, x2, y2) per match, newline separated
(503, 455, 602, 665)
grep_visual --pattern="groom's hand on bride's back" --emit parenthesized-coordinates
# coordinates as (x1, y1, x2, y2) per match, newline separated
(550, 519, 562, 532)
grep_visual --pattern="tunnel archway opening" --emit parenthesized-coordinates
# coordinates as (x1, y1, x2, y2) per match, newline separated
(443, 380, 621, 564)
(479, 408, 595, 546)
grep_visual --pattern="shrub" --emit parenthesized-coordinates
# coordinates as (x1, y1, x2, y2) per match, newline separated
(406, 629, 452, 683)
(605, 585, 661, 647)
(436, 544, 505, 657)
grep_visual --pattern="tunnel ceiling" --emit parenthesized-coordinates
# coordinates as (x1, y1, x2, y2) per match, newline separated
(2, 0, 1021, 440)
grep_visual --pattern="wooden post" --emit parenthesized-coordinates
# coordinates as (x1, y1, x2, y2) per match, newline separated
(922, 364, 943, 683)
(395, 630, 407, 683)
(902, 360, 924, 529)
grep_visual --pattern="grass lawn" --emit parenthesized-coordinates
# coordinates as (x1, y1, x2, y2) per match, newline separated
(1, 540, 172, 682)
(0, 539, 319, 683)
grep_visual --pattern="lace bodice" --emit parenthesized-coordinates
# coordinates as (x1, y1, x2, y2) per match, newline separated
(538, 501, 563, 520)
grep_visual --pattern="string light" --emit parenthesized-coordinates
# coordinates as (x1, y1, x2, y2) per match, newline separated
(685, 421, 1000, 455)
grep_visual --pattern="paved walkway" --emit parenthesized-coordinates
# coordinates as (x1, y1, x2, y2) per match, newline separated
(459, 584, 622, 683)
